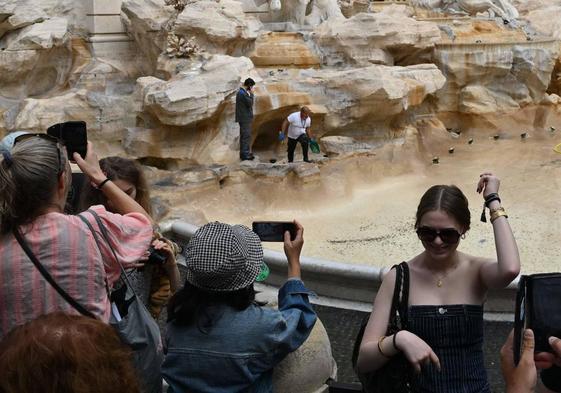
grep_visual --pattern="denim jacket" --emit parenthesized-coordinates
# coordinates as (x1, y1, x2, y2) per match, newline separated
(162, 279, 317, 393)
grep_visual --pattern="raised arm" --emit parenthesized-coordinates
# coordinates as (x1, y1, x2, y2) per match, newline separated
(74, 142, 153, 224)
(477, 173, 520, 289)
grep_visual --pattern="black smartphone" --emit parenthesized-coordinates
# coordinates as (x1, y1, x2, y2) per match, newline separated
(47, 121, 88, 160)
(514, 273, 561, 365)
(252, 221, 297, 242)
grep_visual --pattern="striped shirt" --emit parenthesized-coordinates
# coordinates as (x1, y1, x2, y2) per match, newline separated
(0, 205, 153, 339)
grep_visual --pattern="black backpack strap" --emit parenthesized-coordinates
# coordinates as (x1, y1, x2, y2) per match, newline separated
(13, 228, 96, 319)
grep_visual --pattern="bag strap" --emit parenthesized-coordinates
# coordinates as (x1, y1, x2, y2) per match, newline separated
(79, 209, 140, 298)
(398, 261, 410, 328)
(12, 228, 96, 319)
(387, 263, 403, 331)
(388, 262, 410, 331)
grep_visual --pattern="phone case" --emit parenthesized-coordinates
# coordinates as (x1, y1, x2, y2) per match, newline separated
(47, 121, 88, 159)
(514, 273, 561, 365)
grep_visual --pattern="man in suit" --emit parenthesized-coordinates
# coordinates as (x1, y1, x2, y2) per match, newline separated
(235, 78, 256, 161)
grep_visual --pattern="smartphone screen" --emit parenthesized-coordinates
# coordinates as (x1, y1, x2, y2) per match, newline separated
(47, 121, 88, 160)
(252, 221, 297, 242)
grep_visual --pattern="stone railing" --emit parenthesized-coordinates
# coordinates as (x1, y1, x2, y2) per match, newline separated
(169, 220, 519, 314)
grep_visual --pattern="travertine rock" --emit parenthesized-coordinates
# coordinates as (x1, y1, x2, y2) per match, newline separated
(513, 0, 561, 14)
(0, 17, 72, 98)
(121, 0, 174, 73)
(293, 64, 446, 133)
(0, 0, 88, 36)
(122, 126, 218, 166)
(0, 6, 47, 38)
(173, 0, 263, 55)
(320, 135, 378, 156)
(249, 32, 320, 68)
(9, 90, 96, 132)
(0, 48, 71, 98)
(434, 40, 560, 114)
(5, 89, 131, 156)
(136, 55, 257, 126)
(1, 17, 69, 50)
(522, 4, 561, 39)
(312, 6, 441, 66)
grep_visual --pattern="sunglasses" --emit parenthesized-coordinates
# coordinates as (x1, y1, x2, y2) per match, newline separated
(416, 227, 462, 244)
(13, 133, 65, 176)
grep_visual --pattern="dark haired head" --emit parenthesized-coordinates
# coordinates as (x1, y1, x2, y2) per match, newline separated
(0, 312, 140, 393)
(415, 185, 470, 232)
(79, 156, 151, 215)
(167, 281, 262, 331)
(243, 78, 255, 88)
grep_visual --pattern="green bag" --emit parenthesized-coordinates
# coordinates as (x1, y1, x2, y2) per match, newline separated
(310, 139, 320, 154)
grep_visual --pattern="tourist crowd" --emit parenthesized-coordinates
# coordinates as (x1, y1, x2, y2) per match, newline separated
(0, 132, 559, 393)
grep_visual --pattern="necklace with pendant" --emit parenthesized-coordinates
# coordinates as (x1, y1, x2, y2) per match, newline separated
(430, 262, 459, 288)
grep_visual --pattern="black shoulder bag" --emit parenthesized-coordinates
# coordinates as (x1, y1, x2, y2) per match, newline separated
(352, 262, 412, 393)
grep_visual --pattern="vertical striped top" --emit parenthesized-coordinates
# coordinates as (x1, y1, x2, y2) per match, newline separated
(0, 205, 153, 339)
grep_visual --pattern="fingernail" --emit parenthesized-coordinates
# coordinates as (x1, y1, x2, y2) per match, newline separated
(549, 336, 558, 344)
(524, 330, 533, 338)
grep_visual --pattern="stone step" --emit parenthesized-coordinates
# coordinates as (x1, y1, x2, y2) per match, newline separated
(249, 32, 320, 68)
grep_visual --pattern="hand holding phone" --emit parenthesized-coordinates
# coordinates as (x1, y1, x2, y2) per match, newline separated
(47, 121, 88, 161)
(514, 273, 561, 365)
(283, 220, 304, 279)
(252, 221, 297, 242)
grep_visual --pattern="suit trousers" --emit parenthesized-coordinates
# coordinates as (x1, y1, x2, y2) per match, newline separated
(239, 121, 252, 159)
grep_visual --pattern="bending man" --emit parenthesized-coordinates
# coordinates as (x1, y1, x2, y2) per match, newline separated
(282, 106, 314, 163)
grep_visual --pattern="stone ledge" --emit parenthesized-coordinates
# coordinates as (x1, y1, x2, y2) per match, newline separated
(169, 220, 521, 313)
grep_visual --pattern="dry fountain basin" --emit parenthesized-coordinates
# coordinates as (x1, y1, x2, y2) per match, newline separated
(162, 120, 561, 315)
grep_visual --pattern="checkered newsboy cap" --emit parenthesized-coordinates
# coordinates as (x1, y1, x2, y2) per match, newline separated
(184, 222, 266, 291)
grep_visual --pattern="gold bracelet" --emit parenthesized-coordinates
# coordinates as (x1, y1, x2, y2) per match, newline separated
(378, 336, 390, 358)
(490, 207, 508, 223)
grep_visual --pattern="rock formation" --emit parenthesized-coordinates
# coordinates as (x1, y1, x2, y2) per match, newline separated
(0, 17, 72, 99)
(1, 0, 560, 201)
(312, 5, 441, 66)
(172, 0, 263, 55)
(412, 0, 519, 19)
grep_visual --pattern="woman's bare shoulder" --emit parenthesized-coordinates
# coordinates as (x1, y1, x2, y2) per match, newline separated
(460, 251, 494, 268)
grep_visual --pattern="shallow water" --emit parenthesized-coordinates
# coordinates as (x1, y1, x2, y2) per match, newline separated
(181, 132, 561, 274)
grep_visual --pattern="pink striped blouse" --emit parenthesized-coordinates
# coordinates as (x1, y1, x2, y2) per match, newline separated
(0, 205, 153, 339)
